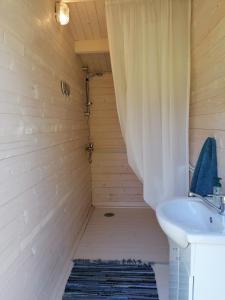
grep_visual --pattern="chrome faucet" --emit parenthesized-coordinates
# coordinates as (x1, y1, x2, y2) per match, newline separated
(189, 192, 225, 215)
(86, 143, 94, 164)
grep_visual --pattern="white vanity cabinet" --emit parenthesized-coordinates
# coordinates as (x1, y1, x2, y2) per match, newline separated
(169, 241, 179, 299)
(169, 240, 193, 300)
(169, 239, 225, 300)
(156, 199, 225, 300)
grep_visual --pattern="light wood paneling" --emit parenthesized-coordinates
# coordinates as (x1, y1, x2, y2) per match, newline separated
(0, 1, 91, 299)
(190, 0, 225, 191)
(69, 0, 107, 40)
(69, 0, 111, 72)
(74, 39, 109, 54)
(89, 73, 146, 207)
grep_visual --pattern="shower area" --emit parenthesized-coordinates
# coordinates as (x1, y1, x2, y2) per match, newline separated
(73, 73, 169, 296)
(68, 2, 171, 298)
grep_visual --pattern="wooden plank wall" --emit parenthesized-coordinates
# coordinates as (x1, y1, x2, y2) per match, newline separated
(0, 1, 91, 299)
(69, 0, 111, 73)
(190, 0, 225, 191)
(90, 73, 146, 207)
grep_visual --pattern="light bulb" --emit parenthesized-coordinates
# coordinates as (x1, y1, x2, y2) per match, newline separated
(56, 2, 70, 26)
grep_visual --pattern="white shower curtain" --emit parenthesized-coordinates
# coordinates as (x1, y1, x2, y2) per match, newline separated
(105, 0, 191, 208)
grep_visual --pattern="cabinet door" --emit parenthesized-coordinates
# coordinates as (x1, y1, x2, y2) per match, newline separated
(169, 240, 179, 300)
(178, 246, 193, 300)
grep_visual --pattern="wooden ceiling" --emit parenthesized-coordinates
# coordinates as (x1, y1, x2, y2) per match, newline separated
(68, 0, 111, 73)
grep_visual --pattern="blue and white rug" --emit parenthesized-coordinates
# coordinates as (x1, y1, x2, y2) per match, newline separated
(63, 259, 159, 299)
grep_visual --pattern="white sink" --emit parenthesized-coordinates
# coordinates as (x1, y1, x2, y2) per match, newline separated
(156, 197, 225, 248)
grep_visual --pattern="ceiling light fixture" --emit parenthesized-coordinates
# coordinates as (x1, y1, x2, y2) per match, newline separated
(55, 2, 70, 26)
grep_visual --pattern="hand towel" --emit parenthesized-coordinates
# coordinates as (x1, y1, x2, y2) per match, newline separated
(190, 137, 217, 196)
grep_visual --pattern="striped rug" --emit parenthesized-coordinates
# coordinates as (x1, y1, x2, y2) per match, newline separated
(63, 259, 159, 300)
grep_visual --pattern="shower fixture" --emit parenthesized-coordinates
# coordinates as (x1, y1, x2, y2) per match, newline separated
(86, 143, 94, 164)
(87, 72, 103, 79)
(82, 67, 104, 164)
(82, 66, 103, 117)
(82, 66, 103, 81)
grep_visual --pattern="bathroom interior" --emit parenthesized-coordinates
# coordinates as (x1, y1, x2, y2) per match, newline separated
(1, 0, 225, 299)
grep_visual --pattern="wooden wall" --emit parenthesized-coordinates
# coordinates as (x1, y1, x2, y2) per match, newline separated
(90, 73, 146, 207)
(69, 0, 111, 73)
(190, 0, 225, 191)
(0, 1, 91, 299)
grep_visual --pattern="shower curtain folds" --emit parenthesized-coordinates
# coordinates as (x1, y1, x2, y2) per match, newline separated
(106, 0, 191, 208)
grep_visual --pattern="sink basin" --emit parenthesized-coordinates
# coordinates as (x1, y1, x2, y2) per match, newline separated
(156, 197, 225, 248)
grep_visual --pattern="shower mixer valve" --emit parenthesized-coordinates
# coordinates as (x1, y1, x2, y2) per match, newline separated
(86, 143, 94, 163)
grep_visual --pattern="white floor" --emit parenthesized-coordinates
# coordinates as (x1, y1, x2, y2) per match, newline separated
(75, 207, 169, 300)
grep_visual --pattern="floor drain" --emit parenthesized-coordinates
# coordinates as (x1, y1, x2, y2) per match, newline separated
(104, 212, 115, 217)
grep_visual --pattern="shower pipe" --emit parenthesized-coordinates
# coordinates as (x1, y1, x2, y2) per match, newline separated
(82, 66, 103, 117)
(82, 67, 103, 163)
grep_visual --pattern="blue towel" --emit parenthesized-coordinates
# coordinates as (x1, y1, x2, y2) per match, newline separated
(190, 137, 217, 196)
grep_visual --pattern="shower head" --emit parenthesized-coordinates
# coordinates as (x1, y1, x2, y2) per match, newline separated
(82, 66, 104, 79)
(85, 72, 103, 79)
(95, 72, 104, 77)
(82, 66, 89, 72)
(88, 72, 103, 79)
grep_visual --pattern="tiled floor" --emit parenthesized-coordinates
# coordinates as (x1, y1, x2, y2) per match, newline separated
(75, 207, 169, 300)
